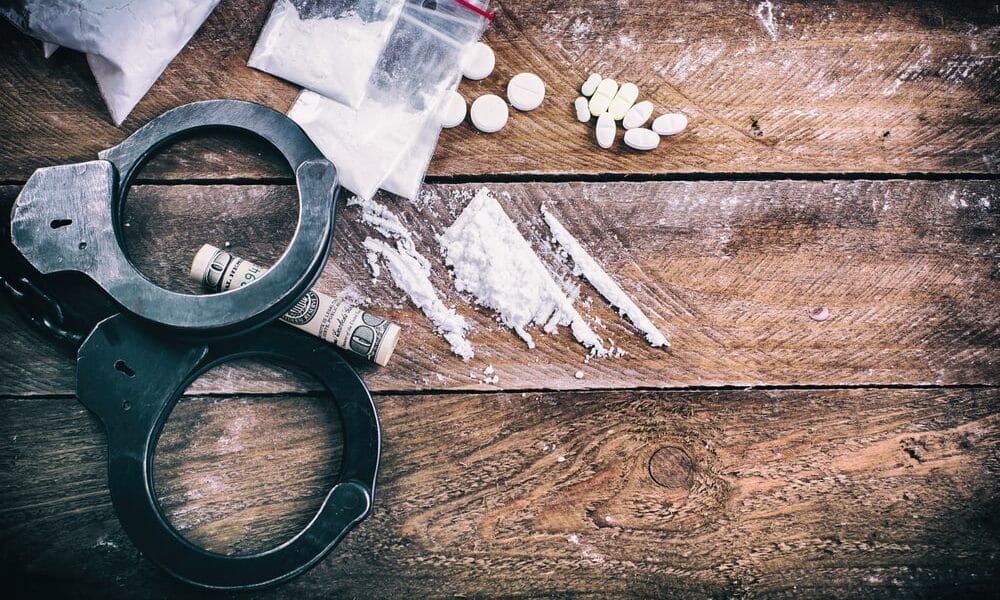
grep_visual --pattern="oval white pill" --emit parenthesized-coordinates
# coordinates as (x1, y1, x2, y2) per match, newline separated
(507, 72, 545, 111)
(574, 96, 590, 122)
(595, 113, 616, 149)
(470, 94, 508, 133)
(622, 100, 653, 130)
(581, 73, 601, 97)
(624, 127, 660, 151)
(608, 82, 639, 120)
(652, 112, 688, 136)
(439, 91, 467, 128)
(462, 42, 495, 80)
(588, 78, 618, 116)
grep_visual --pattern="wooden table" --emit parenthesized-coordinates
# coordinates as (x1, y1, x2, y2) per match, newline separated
(1, 1, 998, 597)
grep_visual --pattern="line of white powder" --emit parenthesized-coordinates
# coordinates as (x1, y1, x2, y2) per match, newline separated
(351, 197, 474, 360)
(541, 205, 669, 348)
(349, 195, 430, 271)
(363, 237, 474, 361)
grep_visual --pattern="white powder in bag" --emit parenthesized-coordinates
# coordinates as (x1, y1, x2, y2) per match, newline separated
(289, 90, 426, 199)
(248, 0, 400, 107)
(439, 188, 607, 355)
(3, 0, 219, 125)
(541, 206, 669, 348)
(379, 92, 448, 200)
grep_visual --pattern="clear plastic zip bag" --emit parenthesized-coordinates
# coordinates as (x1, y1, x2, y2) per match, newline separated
(288, 0, 492, 200)
(248, 0, 405, 108)
(380, 92, 451, 200)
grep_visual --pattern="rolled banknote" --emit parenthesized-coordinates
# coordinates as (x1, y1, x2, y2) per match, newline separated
(190, 244, 400, 366)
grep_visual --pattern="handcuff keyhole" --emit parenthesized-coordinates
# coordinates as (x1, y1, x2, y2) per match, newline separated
(114, 359, 136, 378)
(50, 218, 72, 229)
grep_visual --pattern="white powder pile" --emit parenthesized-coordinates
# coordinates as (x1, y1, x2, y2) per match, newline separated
(542, 206, 669, 348)
(354, 197, 473, 360)
(439, 188, 607, 355)
(249, 0, 400, 107)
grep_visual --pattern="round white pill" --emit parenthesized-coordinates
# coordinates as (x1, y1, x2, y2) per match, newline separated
(624, 127, 660, 151)
(462, 42, 495, 80)
(470, 94, 509, 133)
(581, 73, 602, 97)
(574, 96, 590, 122)
(507, 72, 545, 111)
(595, 113, 616, 149)
(623, 100, 654, 129)
(439, 91, 467, 128)
(652, 113, 688, 136)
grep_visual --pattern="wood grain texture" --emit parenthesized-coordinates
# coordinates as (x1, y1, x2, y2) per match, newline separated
(0, 0, 998, 182)
(2, 179, 997, 396)
(1, 388, 997, 598)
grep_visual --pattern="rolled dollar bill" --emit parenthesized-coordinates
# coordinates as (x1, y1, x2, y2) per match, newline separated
(190, 244, 400, 366)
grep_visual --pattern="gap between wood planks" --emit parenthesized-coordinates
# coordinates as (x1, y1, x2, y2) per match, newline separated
(3, 383, 997, 403)
(3, 171, 999, 187)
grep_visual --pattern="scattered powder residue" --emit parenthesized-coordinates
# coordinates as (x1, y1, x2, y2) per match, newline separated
(353, 197, 472, 360)
(941, 57, 988, 83)
(882, 45, 932, 96)
(333, 284, 371, 309)
(657, 44, 724, 80)
(439, 189, 607, 355)
(480, 364, 499, 385)
(542, 206, 669, 348)
(566, 16, 593, 42)
(755, 1, 777, 40)
(94, 534, 119, 551)
(413, 187, 442, 212)
(617, 34, 642, 52)
(364, 238, 473, 360)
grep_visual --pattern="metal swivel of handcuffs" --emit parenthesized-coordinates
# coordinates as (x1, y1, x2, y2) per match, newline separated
(0, 100, 380, 590)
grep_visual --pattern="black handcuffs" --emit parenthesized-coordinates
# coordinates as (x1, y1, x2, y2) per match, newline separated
(1, 100, 380, 590)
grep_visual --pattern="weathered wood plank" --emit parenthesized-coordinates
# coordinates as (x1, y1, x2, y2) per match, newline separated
(1, 388, 997, 597)
(2, 179, 997, 395)
(0, 1, 997, 181)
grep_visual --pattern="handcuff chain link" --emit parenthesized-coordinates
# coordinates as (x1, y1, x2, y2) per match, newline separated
(0, 273, 84, 346)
